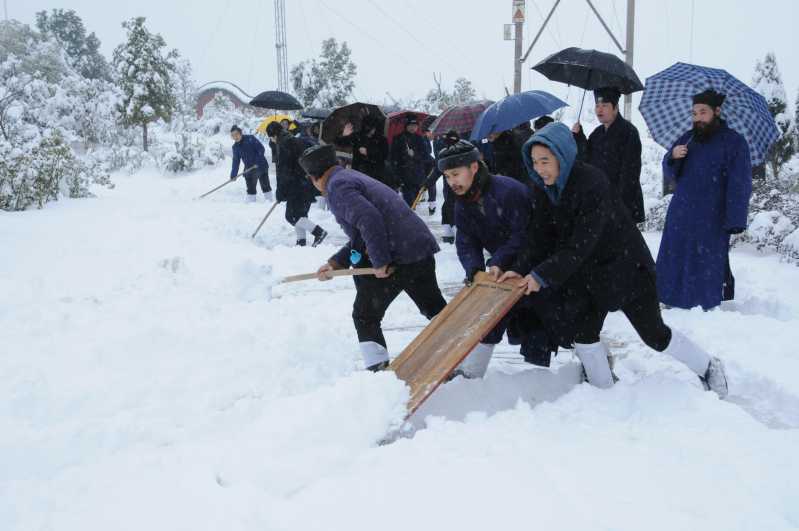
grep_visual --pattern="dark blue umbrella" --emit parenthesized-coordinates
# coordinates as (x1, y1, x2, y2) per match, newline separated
(470, 90, 567, 141)
(640, 62, 779, 166)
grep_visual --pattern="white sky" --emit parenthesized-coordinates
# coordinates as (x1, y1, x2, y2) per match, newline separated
(6, 0, 799, 123)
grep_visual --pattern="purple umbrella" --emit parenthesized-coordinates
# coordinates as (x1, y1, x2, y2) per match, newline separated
(428, 100, 494, 136)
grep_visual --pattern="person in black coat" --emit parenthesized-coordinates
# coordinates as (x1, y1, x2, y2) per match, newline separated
(438, 141, 567, 374)
(390, 114, 434, 206)
(229, 125, 272, 202)
(336, 116, 390, 186)
(498, 123, 729, 397)
(572, 87, 645, 223)
(423, 130, 461, 243)
(266, 122, 328, 247)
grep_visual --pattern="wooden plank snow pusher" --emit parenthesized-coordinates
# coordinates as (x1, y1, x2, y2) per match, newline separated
(389, 272, 525, 418)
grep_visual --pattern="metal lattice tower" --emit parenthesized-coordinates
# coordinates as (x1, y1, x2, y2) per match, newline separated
(274, 0, 289, 92)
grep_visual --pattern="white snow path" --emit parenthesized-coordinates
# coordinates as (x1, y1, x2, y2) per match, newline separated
(2, 166, 798, 531)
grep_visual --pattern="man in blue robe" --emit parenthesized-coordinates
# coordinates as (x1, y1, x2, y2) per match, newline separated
(657, 90, 752, 310)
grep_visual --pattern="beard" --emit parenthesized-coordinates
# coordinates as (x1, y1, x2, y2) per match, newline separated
(692, 116, 721, 142)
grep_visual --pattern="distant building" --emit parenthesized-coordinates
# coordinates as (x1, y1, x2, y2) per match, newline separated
(195, 81, 263, 117)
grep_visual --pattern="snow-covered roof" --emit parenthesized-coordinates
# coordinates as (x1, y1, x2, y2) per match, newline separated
(196, 81, 253, 104)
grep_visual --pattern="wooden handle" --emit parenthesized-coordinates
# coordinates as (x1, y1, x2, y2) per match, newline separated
(410, 186, 427, 211)
(280, 267, 378, 284)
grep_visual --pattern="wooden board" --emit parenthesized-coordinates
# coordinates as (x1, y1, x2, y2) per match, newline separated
(389, 272, 525, 418)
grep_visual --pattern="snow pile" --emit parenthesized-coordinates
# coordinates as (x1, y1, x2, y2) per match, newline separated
(2, 162, 799, 530)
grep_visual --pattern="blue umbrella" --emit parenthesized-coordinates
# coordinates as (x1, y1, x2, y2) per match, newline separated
(470, 90, 568, 141)
(639, 62, 779, 166)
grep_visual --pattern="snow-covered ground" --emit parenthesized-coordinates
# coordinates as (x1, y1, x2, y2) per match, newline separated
(2, 164, 799, 531)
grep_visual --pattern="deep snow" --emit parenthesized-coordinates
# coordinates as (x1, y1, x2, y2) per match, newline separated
(2, 164, 799, 531)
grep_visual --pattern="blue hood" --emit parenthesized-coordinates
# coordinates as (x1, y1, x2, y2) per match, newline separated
(522, 122, 577, 204)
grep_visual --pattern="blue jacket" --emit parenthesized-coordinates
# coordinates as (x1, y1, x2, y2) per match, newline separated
(231, 134, 269, 178)
(656, 121, 752, 310)
(326, 166, 440, 269)
(455, 171, 533, 276)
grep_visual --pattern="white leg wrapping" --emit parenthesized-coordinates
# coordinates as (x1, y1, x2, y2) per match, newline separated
(574, 342, 615, 389)
(317, 197, 328, 210)
(442, 224, 455, 237)
(296, 217, 316, 232)
(263, 191, 274, 202)
(246, 194, 257, 203)
(360, 341, 389, 368)
(663, 329, 711, 376)
(457, 343, 495, 378)
(294, 225, 307, 239)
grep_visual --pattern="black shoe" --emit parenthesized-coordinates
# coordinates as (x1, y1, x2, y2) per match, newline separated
(442, 236, 455, 244)
(428, 206, 437, 216)
(296, 239, 307, 247)
(311, 226, 328, 247)
(366, 360, 389, 372)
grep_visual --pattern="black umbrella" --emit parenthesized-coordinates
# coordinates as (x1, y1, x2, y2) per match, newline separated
(321, 103, 387, 159)
(532, 47, 643, 119)
(249, 90, 303, 111)
(301, 108, 332, 120)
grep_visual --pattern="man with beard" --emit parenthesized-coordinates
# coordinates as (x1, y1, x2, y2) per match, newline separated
(440, 140, 567, 376)
(498, 123, 729, 398)
(266, 122, 328, 247)
(572, 87, 645, 223)
(657, 90, 752, 310)
(390, 114, 434, 206)
(302, 144, 447, 372)
(337, 116, 389, 185)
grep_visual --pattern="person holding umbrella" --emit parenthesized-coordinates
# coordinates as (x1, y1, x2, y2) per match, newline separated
(336, 116, 390, 186)
(656, 90, 753, 310)
(266, 122, 328, 247)
(390, 114, 434, 206)
(497, 122, 729, 398)
(571, 87, 645, 223)
(229, 125, 272, 202)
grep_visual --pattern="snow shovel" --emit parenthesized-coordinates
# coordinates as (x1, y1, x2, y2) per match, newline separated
(196, 166, 257, 199)
(280, 268, 378, 284)
(410, 186, 428, 211)
(251, 200, 281, 239)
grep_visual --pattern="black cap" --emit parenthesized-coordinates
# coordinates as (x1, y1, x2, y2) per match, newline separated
(594, 87, 621, 106)
(405, 113, 419, 126)
(533, 115, 554, 131)
(230, 125, 242, 133)
(693, 89, 726, 108)
(442, 129, 460, 146)
(299, 144, 338, 178)
(437, 140, 480, 172)
(265, 122, 284, 137)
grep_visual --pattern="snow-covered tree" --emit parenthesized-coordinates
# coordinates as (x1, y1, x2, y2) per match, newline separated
(424, 76, 477, 112)
(35, 9, 111, 81)
(752, 53, 795, 179)
(112, 17, 177, 151)
(291, 38, 356, 109)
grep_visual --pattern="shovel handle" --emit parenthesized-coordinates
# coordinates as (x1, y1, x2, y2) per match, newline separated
(281, 267, 378, 284)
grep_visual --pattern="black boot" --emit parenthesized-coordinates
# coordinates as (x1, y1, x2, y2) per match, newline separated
(366, 360, 389, 372)
(296, 238, 307, 247)
(442, 236, 455, 244)
(311, 226, 328, 247)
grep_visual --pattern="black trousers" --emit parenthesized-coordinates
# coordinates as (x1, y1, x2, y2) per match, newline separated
(352, 256, 447, 348)
(285, 197, 312, 225)
(574, 281, 672, 352)
(245, 168, 271, 194)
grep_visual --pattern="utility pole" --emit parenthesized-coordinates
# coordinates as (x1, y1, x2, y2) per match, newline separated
(512, 0, 525, 94)
(624, 0, 635, 117)
(274, 0, 289, 93)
